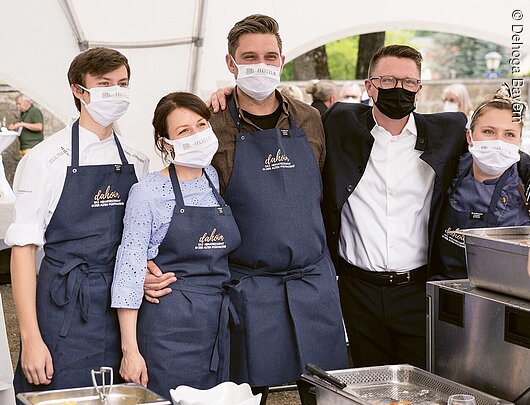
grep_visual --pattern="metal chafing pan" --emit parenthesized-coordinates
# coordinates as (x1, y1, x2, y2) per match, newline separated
(453, 226, 530, 300)
(302, 364, 512, 405)
(16, 382, 171, 405)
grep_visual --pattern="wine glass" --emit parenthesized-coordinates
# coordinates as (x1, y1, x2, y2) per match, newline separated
(447, 394, 476, 405)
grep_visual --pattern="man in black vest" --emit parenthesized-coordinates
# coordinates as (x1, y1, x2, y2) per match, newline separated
(321, 45, 467, 368)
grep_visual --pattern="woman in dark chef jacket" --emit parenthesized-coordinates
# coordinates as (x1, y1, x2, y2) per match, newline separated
(435, 86, 530, 279)
(111, 92, 241, 398)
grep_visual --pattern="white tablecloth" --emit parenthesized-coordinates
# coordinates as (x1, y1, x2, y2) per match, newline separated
(0, 153, 16, 250)
(0, 131, 18, 154)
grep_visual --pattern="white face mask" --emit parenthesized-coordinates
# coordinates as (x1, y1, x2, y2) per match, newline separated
(468, 132, 520, 176)
(443, 101, 459, 112)
(164, 126, 219, 169)
(231, 56, 281, 101)
(342, 97, 360, 103)
(78, 85, 130, 127)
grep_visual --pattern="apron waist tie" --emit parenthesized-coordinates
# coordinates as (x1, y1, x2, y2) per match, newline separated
(48, 257, 113, 337)
(171, 282, 239, 374)
(281, 265, 318, 282)
(230, 260, 322, 282)
(229, 258, 325, 371)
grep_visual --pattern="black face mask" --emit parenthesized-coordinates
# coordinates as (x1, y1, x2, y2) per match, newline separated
(374, 87, 417, 119)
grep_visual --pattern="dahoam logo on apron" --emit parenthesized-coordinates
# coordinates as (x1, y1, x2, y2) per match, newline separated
(195, 228, 227, 250)
(263, 148, 295, 171)
(91, 185, 124, 208)
(442, 227, 465, 248)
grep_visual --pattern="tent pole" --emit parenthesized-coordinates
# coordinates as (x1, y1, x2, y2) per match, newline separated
(58, 0, 89, 50)
(187, 0, 207, 94)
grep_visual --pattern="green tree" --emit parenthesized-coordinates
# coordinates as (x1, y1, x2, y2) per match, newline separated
(326, 36, 359, 80)
(281, 30, 502, 81)
(356, 33, 385, 79)
(417, 31, 509, 79)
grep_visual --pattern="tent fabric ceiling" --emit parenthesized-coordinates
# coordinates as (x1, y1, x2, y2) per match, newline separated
(0, 0, 527, 169)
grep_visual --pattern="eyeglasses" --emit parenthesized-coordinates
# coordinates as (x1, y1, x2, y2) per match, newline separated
(369, 76, 421, 92)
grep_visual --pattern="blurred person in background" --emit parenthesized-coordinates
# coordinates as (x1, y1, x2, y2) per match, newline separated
(360, 89, 371, 105)
(279, 84, 305, 102)
(442, 83, 473, 118)
(307, 80, 339, 114)
(340, 82, 362, 103)
(432, 86, 530, 280)
(8, 94, 44, 157)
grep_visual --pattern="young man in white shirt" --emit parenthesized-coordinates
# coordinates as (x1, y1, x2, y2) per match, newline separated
(6, 47, 149, 394)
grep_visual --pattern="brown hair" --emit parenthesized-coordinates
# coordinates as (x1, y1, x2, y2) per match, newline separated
(67, 47, 131, 111)
(306, 80, 338, 102)
(152, 92, 212, 163)
(470, 86, 526, 131)
(227, 14, 282, 56)
(367, 45, 422, 78)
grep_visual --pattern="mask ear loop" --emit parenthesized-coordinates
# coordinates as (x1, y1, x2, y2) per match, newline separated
(160, 136, 175, 163)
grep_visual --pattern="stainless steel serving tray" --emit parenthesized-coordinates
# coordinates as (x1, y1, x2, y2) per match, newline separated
(16, 382, 171, 405)
(302, 365, 512, 405)
(454, 226, 530, 301)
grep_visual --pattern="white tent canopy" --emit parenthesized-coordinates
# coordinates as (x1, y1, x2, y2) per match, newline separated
(1, 0, 528, 168)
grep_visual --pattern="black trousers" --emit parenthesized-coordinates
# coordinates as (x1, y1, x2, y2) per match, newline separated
(338, 270, 426, 368)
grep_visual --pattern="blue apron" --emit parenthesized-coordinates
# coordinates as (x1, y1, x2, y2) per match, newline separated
(437, 161, 512, 279)
(14, 120, 137, 394)
(222, 97, 348, 387)
(137, 164, 241, 398)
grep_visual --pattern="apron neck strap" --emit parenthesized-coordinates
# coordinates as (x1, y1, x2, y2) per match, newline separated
(168, 163, 185, 206)
(113, 134, 129, 165)
(71, 120, 80, 167)
(228, 96, 242, 132)
(70, 120, 129, 167)
(168, 164, 226, 208)
(204, 169, 227, 208)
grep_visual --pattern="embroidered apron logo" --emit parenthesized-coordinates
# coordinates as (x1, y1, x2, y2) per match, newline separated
(263, 148, 295, 171)
(195, 228, 227, 250)
(91, 186, 124, 208)
(442, 227, 465, 248)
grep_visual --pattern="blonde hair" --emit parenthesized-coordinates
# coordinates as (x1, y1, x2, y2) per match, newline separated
(442, 84, 473, 116)
(470, 84, 527, 131)
(280, 85, 304, 102)
(306, 80, 338, 102)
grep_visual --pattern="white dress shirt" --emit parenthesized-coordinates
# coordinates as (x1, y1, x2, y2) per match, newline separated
(5, 124, 149, 248)
(339, 114, 435, 272)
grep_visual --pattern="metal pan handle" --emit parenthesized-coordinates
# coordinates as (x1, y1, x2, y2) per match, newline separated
(305, 363, 347, 389)
(91, 366, 114, 400)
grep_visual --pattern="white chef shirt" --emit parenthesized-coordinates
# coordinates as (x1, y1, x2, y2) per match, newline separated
(339, 114, 435, 272)
(5, 124, 149, 248)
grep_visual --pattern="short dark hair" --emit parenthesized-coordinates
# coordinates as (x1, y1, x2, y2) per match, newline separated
(152, 92, 212, 163)
(227, 14, 282, 56)
(67, 47, 130, 111)
(367, 45, 423, 78)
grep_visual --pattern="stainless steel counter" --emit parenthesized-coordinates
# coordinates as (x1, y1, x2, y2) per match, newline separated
(427, 280, 530, 404)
